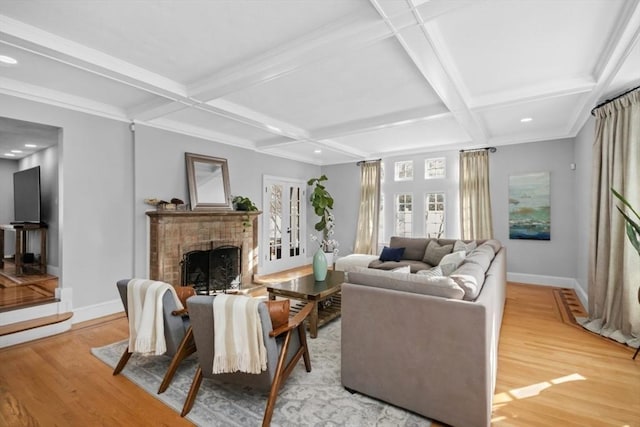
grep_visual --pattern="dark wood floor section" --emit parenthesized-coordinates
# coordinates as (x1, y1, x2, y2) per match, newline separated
(0, 278, 638, 426)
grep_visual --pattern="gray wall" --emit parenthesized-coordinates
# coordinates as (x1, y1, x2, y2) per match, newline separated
(0, 159, 18, 255)
(574, 116, 595, 298)
(490, 139, 577, 280)
(0, 94, 134, 310)
(321, 163, 360, 255)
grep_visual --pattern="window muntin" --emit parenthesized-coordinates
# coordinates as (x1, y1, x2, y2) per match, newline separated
(394, 193, 412, 237)
(425, 192, 445, 238)
(394, 160, 413, 181)
(425, 157, 445, 179)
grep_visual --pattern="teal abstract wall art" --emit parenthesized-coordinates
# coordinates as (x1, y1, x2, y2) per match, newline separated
(509, 172, 550, 240)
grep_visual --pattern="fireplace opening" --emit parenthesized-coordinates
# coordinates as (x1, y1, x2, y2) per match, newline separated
(181, 245, 241, 294)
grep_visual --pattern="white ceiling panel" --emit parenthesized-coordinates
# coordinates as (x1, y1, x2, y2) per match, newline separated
(223, 37, 445, 130)
(431, 0, 629, 100)
(329, 116, 471, 154)
(261, 141, 352, 166)
(479, 92, 589, 142)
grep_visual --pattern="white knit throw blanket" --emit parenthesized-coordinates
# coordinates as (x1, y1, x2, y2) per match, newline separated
(212, 294, 267, 374)
(126, 279, 184, 356)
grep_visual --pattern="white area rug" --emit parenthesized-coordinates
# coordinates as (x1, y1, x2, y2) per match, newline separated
(91, 319, 431, 427)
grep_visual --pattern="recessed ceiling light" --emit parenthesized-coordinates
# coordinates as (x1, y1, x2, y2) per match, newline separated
(520, 117, 533, 123)
(11, 150, 23, 153)
(25, 144, 37, 148)
(314, 149, 322, 154)
(0, 55, 18, 65)
(266, 124, 281, 132)
(4, 153, 16, 157)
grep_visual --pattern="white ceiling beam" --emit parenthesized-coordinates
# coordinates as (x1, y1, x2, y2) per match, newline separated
(0, 77, 128, 122)
(145, 118, 256, 150)
(312, 105, 451, 141)
(0, 15, 187, 99)
(369, 0, 488, 144)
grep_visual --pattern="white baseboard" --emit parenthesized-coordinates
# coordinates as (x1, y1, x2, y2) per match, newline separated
(507, 272, 576, 288)
(71, 298, 123, 324)
(507, 272, 588, 309)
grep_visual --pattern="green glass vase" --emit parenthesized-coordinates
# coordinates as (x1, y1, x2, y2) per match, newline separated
(312, 249, 328, 281)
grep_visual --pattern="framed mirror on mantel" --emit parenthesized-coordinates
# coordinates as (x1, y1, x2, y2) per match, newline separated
(185, 153, 232, 210)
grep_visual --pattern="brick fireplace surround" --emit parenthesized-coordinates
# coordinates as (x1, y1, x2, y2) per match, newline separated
(146, 210, 261, 288)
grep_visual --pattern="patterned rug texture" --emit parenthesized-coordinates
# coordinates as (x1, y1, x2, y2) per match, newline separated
(91, 319, 431, 427)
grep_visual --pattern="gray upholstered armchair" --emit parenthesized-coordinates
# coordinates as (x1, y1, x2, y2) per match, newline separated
(113, 279, 196, 394)
(181, 295, 313, 427)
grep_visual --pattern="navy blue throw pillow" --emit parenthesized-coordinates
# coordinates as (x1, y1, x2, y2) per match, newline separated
(379, 246, 405, 262)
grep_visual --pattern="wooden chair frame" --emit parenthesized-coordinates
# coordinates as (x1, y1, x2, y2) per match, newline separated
(180, 302, 313, 427)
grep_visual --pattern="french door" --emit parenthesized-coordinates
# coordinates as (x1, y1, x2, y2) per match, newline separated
(261, 176, 307, 274)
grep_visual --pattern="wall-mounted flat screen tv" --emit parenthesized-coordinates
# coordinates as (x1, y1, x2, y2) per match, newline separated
(13, 166, 41, 224)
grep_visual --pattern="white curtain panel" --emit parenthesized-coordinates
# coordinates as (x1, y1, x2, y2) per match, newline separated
(459, 150, 494, 240)
(581, 89, 640, 349)
(354, 161, 381, 255)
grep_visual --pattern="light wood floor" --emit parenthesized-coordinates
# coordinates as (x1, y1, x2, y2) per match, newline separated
(0, 276, 638, 426)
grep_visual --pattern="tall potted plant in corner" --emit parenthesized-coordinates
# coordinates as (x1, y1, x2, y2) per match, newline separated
(612, 188, 640, 256)
(308, 174, 339, 281)
(611, 188, 640, 359)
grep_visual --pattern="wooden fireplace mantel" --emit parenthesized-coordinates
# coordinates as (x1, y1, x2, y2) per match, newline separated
(146, 209, 261, 287)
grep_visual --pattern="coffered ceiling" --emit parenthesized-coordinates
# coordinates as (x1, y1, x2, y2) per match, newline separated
(1, 0, 639, 164)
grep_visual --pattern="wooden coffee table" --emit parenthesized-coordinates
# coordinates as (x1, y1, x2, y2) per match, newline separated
(267, 270, 344, 338)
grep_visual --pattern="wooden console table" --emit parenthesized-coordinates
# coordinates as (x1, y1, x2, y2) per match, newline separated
(0, 224, 47, 275)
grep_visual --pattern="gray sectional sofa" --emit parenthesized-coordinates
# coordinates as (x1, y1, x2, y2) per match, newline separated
(340, 237, 506, 427)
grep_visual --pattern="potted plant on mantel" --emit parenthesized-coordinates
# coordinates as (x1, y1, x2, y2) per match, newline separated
(308, 175, 339, 281)
(232, 195, 258, 232)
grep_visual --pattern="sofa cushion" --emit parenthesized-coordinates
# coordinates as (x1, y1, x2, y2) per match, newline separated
(422, 240, 453, 265)
(464, 244, 496, 271)
(390, 236, 430, 261)
(453, 240, 477, 253)
(438, 250, 466, 276)
(416, 265, 443, 278)
(450, 262, 486, 301)
(348, 267, 464, 300)
(482, 239, 502, 253)
(391, 265, 411, 274)
(379, 246, 405, 262)
(367, 259, 432, 273)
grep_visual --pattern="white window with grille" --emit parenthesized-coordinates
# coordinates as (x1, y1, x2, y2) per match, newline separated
(425, 157, 445, 179)
(394, 160, 413, 181)
(394, 193, 412, 237)
(425, 192, 445, 238)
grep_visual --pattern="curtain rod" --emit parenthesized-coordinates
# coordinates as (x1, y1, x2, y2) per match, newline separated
(591, 84, 640, 116)
(459, 147, 497, 153)
(356, 158, 382, 166)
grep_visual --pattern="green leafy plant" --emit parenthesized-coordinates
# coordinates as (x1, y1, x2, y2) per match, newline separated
(232, 195, 258, 231)
(307, 175, 334, 233)
(232, 195, 258, 212)
(307, 175, 338, 254)
(611, 188, 640, 256)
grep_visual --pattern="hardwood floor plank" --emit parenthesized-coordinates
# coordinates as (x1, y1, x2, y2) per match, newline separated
(0, 276, 638, 426)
